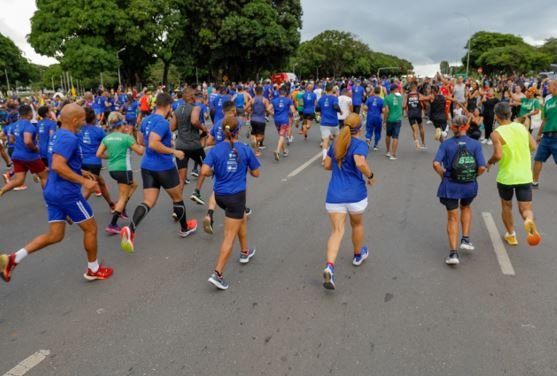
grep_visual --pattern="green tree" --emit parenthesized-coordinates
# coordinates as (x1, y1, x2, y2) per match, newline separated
(440, 61, 449, 75)
(540, 38, 557, 62)
(0, 33, 36, 90)
(477, 44, 552, 75)
(462, 31, 528, 70)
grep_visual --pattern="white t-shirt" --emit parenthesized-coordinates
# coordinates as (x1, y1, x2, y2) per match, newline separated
(314, 88, 323, 101)
(338, 95, 352, 120)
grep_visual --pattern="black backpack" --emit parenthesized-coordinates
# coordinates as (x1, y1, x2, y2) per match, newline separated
(450, 139, 478, 183)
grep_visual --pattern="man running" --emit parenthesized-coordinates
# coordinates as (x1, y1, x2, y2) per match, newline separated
(363, 87, 384, 150)
(120, 93, 198, 253)
(0, 105, 48, 197)
(429, 86, 448, 143)
(271, 87, 295, 161)
(383, 83, 404, 160)
(37, 105, 57, 167)
(351, 79, 365, 114)
(300, 83, 317, 139)
(433, 115, 486, 265)
(249, 86, 272, 157)
(487, 102, 541, 247)
(316, 83, 342, 162)
(0, 104, 113, 282)
(533, 80, 557, 189)
(405, 82, 427, 150)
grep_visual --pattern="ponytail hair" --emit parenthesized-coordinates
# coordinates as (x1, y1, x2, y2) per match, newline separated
(222, 114, 239, 160)
(335, 113, 361, 167)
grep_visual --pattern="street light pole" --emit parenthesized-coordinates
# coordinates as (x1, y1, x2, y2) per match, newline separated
(117, 47, 126, 88)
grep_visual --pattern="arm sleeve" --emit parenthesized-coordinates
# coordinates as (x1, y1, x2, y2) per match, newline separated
(354, 141, 369, 158)
(247, 148, 261, 170)
(433, 142, 446, 164)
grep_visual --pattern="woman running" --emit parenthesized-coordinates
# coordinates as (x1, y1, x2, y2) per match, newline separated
(202, 115, 261, 291)
(322, 113, 375, 290)
(96, 112, 144, 234)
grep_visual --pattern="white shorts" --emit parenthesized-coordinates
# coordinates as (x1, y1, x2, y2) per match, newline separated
(320, 125, 339, 140)
(325, 198, 368, 214)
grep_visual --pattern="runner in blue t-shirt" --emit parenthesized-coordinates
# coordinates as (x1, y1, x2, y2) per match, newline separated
(0, 105, 49, 197)
(37, 106, 57, 166)
(316, 83, 342, 162)
(202, 115, 261, 290)
(0, 103, 113, 283)
(300, 83, 317, 139)
(351, 80, 365, 114)
(121, 94, 139, 127)
(120, 93, 197, 254)
(78, 107, 114, 209)
(271, 87, 296, 162)
(322, 113, 375, 290)
(433, 115, 487, 266)
(363, 87, 385, 150)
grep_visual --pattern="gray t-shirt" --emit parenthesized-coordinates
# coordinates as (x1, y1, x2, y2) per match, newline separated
(454, 84, 466, 103)
(175, 103, 201, 150)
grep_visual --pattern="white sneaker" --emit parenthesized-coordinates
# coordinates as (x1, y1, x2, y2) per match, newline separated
(389, 156, 397, 161)
(481, 139, 487, 144)
(385, 152, 391, 158)
(486, 139, 493, 145)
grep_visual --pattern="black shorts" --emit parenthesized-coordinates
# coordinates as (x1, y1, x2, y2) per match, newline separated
(176, 148, 205, 170)
(237, 107, 245, 117)
(82, 164, 102, 176)
(497, 183, 532, 202)
(433, 119, 447, 129)
(303, 113, 315, 121)
(110, 171, 134, 185)
(251, 121, 266, 136)
(440, 197, 475, 211)
(353, 105, 361, 114)
(409, 116, 423, 125)
(8, 148, 13, 158)
(215, 191, 246, 219)
(141, 168, 179, 190)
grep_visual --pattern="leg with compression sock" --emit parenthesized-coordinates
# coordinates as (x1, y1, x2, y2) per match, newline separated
(131, 203, 151, 233)
(173, 201, 188, 231)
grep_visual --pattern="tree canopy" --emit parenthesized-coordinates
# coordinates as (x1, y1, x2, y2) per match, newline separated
(0, 32, 37, 89)
(291, 30, 412, 79)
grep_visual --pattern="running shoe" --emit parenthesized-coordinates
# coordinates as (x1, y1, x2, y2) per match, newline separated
(273, 151, 280, 161)
(421, 145, 428, 150)
(283, 151, 289, 158)
(504, 232, 518, 246)
(288, 136, 294, 144)
(203, 215, 214, 234)
(0, 253, 17, 282)
(245, 208, 253, 217)
(83, 263, 114, 281)
(414, 140, 421, 151)
(460, 238, 475, 251)
(486, 139, 493, 145)
(95, 190, 102, 197)
(373, 145, 379, 151)
(208, 272, 229, 290)
(191, 170, 199, 178)
(239, 248, 256, 264)
(185, 178, 190, 185)
(352, 246, 369, 266)
(323, 265, 336, 290)
(179, 219, 198, 238)
(434, 128, 442, 141)
(389, 156, 398, 161)
(14, 185, 28, 191)
(442, 130, 448, 139)
(445, 252, 460, 265)
(105, 224, 121, 235)
(190, 191, 205, 205)
(259, 144, 266, 150)
(120, 226, 135, 253)
(385, 152, 391, 158)
(524, 219, 542, 246)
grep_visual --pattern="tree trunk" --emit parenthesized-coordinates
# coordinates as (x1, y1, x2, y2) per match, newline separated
(162, 59, 171, 86)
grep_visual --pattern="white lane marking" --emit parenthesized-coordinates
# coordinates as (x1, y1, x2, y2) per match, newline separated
(287, 152, 322, 178)
(3, 350, 50, 376)
(482, 212, 516, 276)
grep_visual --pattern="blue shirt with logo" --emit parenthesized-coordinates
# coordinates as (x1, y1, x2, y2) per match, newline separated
(365, 96, 384, 119)
(44, 129, 83, 202)
(122, 101, 139, 124)
(434, 136, 486, 199)
(37, 119, 57, 159)
(302, 92, 317, 115)
(352, 85, 365, 106)
(78, 124, 106, 165)
(140, 114, 175, 171)
(12, 120, 40, 161)
(204, 142, 260, 196)
(326, 138, 368, 204)
(271, 96, 293, 125)
(317, 95, 340, 126)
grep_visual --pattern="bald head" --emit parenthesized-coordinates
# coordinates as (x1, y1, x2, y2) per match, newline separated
(549, 80, 557, 96)
(60, 103, 86, 132)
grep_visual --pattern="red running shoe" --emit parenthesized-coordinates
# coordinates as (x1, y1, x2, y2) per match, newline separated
(83, 263, 113, 281)
(179, 219, 198, 238)
(0, 253, 17, 282)
(120, 226, 135, 253)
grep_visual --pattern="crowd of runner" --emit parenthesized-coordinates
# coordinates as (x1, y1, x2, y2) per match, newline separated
(0, 72, 555, 290)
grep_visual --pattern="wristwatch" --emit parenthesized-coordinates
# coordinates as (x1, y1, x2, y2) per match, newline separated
(368, 173, 374, 180)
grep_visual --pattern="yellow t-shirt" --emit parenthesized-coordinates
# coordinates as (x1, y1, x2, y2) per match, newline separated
(494, 122, 533, 185)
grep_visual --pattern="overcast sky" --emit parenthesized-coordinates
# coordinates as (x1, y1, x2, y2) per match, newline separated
(1, 0, 555, 76)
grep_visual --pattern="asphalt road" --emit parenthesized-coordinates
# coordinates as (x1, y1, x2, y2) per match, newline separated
(1, 119, 557, 376)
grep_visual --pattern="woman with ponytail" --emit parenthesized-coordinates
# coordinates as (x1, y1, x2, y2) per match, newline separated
(96, 112, 144, 234)
(202, 114, 261, 290)
(322, 113, 375, 290)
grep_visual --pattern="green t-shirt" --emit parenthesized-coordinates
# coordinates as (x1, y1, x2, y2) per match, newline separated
(543, 96, 557, 133)
(384, 93, 403, 122)
(102, 132, 135, 172)
(296, 92, 304, 112)
(518, 97, 541, 117)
